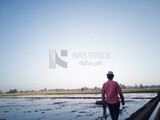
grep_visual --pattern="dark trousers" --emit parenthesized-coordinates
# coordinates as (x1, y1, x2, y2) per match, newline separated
(107, 102, 120, 120)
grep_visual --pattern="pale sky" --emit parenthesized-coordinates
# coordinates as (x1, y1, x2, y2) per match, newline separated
(0, 0, 160, 91)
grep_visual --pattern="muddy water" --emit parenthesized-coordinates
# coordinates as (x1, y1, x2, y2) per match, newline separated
(0, 93, 157, 120)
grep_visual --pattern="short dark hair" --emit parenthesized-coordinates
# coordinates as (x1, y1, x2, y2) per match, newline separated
(107, 74, 114, 80)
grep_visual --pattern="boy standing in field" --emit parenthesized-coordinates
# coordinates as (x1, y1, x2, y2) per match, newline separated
(102, 71, 125, 120)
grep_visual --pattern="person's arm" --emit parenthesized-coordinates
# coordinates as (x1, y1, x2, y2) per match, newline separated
(119, 93, 125, 105)
(117, 83, 125, 105)
(101, 88, 106, 118)
(102, 92, 105, 104)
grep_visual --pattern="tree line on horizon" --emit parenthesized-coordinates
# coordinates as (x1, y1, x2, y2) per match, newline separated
(0, 84, 160, 94)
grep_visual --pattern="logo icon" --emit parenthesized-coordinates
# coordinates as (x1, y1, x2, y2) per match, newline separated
(49, 50, 68, 69)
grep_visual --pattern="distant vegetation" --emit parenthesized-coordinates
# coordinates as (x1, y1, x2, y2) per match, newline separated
(0, 84, 160, 96)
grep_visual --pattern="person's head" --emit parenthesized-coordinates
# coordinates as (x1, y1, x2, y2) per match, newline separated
(106, 71, 114, 80)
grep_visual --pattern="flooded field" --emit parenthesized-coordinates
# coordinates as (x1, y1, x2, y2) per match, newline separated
(0, 93, 157, 120)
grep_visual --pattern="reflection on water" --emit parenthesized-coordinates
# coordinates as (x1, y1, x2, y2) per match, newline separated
(0, 93, 157, 120)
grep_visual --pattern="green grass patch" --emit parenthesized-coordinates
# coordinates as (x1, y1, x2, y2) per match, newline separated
(122, 88, 160, 93)
(0, 88, 160, 96)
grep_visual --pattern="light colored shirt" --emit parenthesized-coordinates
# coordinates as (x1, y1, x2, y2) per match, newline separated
(102, 80, 122, 104)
